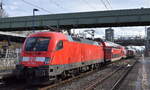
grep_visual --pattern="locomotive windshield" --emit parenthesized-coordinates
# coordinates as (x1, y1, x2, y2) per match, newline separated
(25, 37, 50, 51)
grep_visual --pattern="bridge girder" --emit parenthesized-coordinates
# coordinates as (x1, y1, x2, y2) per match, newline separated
(0, 8, 150, 31)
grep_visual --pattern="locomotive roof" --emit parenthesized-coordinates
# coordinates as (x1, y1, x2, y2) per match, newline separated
(28, 32, 100, 46)
(68, 36, 99, 45)
(104, 41, 123, 47)
(28, 32, 67, 40)
(28, 32, 64, 37)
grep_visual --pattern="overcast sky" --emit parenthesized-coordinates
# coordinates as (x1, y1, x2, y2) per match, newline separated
(2, 0, 150, 37)
(3, 0, 149, 16)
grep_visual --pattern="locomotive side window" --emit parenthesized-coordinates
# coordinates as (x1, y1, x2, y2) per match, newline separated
(56, 40, 63, 50)
(25, 37, 50, 51)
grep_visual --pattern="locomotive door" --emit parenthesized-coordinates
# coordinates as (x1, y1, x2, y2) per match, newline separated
(52, 40, 69, 65)
(104, 47, 112, 62)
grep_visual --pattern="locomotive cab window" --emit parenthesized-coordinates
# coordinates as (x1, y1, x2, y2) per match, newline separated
(56, 40, 63, 50)
(25, 37, 50, 51)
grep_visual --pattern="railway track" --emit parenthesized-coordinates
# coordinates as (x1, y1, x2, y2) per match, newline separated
(84, 59, 137, 90)
(0, 64, 104, 90)
(0, 58, 138, 90)
(30, 65, 106, 90)
(110, 60, 137, 90)
(37, 59, 136, 90)
(84, 66, 124, 90)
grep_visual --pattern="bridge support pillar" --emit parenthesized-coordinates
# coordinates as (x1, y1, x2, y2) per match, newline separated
(145, 27, 150, 57)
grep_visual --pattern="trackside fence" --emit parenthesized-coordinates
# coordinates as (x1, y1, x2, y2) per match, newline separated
(0, 49, 21, 72)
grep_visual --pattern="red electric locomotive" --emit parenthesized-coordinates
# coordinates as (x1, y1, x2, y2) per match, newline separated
(14, 32, 105, 82)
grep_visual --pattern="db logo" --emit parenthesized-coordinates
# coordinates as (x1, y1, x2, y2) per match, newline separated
(30, 57, 36, 61)
(31, 62, 36, 64)
(29, 57, 36, 64)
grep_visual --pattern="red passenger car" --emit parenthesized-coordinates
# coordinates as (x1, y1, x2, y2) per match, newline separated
(104, 41, 126, 62)
(126, 49, 136, 58)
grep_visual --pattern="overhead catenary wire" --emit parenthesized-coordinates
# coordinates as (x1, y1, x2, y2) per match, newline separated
(49, 0, 70, 12)
(107, 0, 112, 5)
(100, 0, 109, 9)
(105, 0, 113, 9)
(22, 0, 52, 14)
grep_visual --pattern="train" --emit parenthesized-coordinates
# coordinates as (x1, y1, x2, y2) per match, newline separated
(126, 49, 136, 58)
(11, 32, 133, 83)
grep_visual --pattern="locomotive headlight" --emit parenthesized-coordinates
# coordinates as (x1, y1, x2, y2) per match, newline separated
(36, 57, 45, 62)
(21, 57, 30, 61)
(36, 57, 51, 64)
(45, 57, 51, 64)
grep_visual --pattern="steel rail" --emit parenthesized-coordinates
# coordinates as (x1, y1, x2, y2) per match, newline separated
(39, 68, 99, 90)
(38, 59, 125, 90)
(84, 66, 123, 90)
(110, 60, 137, 90)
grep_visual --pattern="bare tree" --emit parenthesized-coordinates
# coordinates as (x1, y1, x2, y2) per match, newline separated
(0, 9, 8, 18)
(0, 0, 8, 18)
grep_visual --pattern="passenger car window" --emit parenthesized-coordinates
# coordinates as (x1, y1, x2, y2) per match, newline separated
(56, 40, 63, 50)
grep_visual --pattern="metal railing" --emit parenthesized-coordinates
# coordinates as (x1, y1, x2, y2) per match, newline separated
(0, 49, 21, 71)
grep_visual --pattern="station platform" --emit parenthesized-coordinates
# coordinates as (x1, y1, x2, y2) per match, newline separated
(119, 56, 150, 90)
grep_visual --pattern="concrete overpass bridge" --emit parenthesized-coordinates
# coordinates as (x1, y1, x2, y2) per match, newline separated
(114, 38, 145, 46)
(0, 8, 150, 31)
